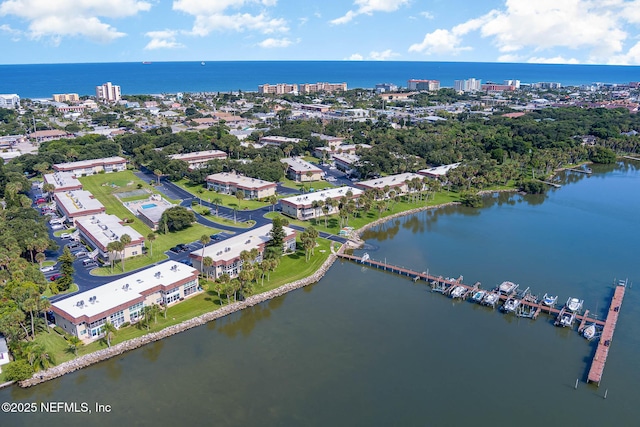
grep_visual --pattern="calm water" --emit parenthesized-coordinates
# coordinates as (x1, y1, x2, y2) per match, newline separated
(2, 61, 640, 98)
(2, 162, 639, 426)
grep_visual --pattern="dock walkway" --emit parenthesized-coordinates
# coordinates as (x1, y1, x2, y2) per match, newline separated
(587, 282, 626, 386)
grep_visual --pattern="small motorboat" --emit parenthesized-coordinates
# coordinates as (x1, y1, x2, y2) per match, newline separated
(542, 293, 557, 306)
(566, 297, 583, 312)
(558, 311, 576, 327)
(472, 290, 486, 303)
(483, 292, 499, 306)
(583, 324, 597, 340)
(498, 281, 518, 294)
(451, 286, 466, 299)
(502, 298, 520, 313)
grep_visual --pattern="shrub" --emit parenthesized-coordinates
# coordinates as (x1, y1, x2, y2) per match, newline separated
(4, 360, 34, 381)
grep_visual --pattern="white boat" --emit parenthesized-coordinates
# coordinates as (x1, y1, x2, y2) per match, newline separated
(566, 297, 583, 312)
(472, 290, 486, 303)
(498, 281, 518, 294)
(559, 311, 576, 327)
(502, 298, 521, 313)
(483, 292, 499, 306)
(451, 286, 466, 298)
(542, 293, 557, 306)
(583, 324, 596, 340)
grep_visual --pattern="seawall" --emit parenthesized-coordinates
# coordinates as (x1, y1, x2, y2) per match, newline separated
(20, 251, 340, 388)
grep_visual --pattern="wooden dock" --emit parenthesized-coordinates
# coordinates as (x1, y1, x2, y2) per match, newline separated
(338, 252, 622, 384)
(539, 180, 561, 188)
(623, 155, 640, 161)
(568, 168, 592, 174)
(587, 282, 626, 386)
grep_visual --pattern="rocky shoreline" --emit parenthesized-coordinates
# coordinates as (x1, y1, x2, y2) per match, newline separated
(20, 251, 340, 388)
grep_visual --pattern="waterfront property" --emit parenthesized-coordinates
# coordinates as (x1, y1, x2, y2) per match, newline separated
(281, 157, 324, 182)
(280, 186, 363, 220)
(418, 163, 461, 179)
(0, 93, 20, 108)
(169, 150, 227, 170)
(96, 82, 121, 102)
(355, 172, 425, 197)
(206, 172, 276, 200)
(75, 213, 145, 262)
(189, 224, 296, 279)
(43, 171, 83, 193)
(54, 190, 106, 225)
(53, 156, 127, 176)
(0, 334, 9, 372)
(51, 260, 200, 341)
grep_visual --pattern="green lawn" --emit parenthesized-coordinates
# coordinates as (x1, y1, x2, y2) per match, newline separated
(280, 177, 336, 192)
(79, 171, 221, 275)
(43, 282, 79, 298)
(53, 228, 75, 237)
(34, 238, 333, 367)
(173, 178, 270, 210)
(192, 205, 255, 228)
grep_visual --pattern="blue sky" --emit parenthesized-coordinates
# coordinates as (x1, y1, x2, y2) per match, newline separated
(2, 0, 640, 65)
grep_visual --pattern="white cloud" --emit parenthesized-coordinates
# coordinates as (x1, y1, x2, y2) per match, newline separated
(609, 41, 640, 65)
(408, 0, 640, 64)
(258, 37, 293, 48)
(0, 23, 22, 40)
(144, 30, 184, 50)
(419, 11, 434, 19)
(331, 0, 410, 25)
(369, 49, 399, 60)
(0, 0, 151, 43)
(173, 0, 288, 36)
(346, 53, 364, 60)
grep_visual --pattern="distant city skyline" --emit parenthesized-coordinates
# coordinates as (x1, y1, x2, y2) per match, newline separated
(2, 1, 640, 65)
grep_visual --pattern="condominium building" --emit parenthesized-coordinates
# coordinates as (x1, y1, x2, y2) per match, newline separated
(259, 136, 302, 146)
(332, 153, 361, 175)
(53, 156, 127, 176)
(43, 171, 83, 193)
(51, 261, 200, 341)
(375, 83, 399, 93)
(75, 214, 145, 261)
(417, 163, 461, 179)
(314, 143, 371, 159)
(169, 150, 228, 170)
(407, 79, 440, 91)
(454, 78, 482, 93)
(53, 93, 80, 103)
(0, 94, 20, 108)
(95, 82, 121, 102)
(54, 190, 106, 224)
(481, 83, 516, 92)
(258, 83, 299, 94)
(299, 82, 347, 93)
(355, 173, 426, 197)
(280, 186, 362, 220)
(206, 172, 276, 199)
(30, 129, 72, 143)
(189, 224, 296, 279)
(281, 157, 324, 182)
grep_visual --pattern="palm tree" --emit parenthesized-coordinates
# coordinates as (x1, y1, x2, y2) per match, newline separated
(146, 232, 156, 258)
(236, 189, 245, 209)
(269, 195, 278, 212)
(102, 321, 116, 348)
(154, 169, 163, 185)
(202, 256, 213, 279)
(42, 182, 55, 201)
(68, 336, 83, 356)
(211, 197, 222, 216)
(200, 234, 211, 259)
(35, 252, 46, 268)
(106, 241, 119, 273)
(119, 234, 131, 272)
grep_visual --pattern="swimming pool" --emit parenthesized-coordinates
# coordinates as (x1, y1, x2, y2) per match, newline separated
(141, 203, 157, 209)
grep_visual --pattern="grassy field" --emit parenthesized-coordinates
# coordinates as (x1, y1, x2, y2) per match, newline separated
(174, 178, 270, 210)
(280, 177, 336, 192)
(53, 228, 75, 237)
(192, 205, 255, 228)
(266, 191, 461, 235)
(43, 282, 79, 298)
(28, 238, 333, 368)
(79, 171, 221, 275)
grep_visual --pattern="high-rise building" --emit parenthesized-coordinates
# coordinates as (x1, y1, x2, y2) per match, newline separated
(299, 82, 347, 93)
(375, 83, 398, 93)
(454, 78, 482, 92)
(258, 83, 298, 94)
(0, 94, 20, 108)
(503, 80, 521, 89)
(95, 82, 121, 102)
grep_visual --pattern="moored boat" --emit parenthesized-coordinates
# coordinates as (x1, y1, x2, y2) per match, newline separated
(451, 286, 466, 299)
(472, 290, 486, 303)
(583, 324, 597, 340)
(566, 297, 583, 312)
(502, 298, 520, 313)
(542, 293, 557, 306)
(559, 311, 576, 327)
(482, 292, 499, 306)
(498, 281, 518, 294)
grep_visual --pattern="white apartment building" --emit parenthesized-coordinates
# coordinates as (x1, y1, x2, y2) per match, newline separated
(51, 261, 200, 341)
(0, 94, 20, 108)
(96, 82, 121, 102)
(54, 190, 106, 224)
(454, 79, 482, 93)
(53, 156, 127, 176)
(356, 173, 426, 197)
(281, 157, 324, 182)
(206, 172, 276, 199)
(43, 171, 83, 193)
(280, 187, 363, 220)
(169, 150, 228, 170)
(75, 214, 144, 261)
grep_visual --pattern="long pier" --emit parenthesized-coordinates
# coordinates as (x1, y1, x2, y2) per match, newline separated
(587, 281, 626, 386)
(623, 155, 640, 161)
(338, 252, 624, 384)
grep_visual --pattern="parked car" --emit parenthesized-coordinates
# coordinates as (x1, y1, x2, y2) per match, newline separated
(82, 258, 97, 267)
(66, 242, 83, 251)
(49, 273, 63, 281)
(60, 233, 72, 239)
(51, 224, 64, 231)
(40, 265, 55, 273)
(180, 259, 193, 267)
(73, 251, 88, 258)
(35, 197, 46, 204)
(171, 243, 189, 252)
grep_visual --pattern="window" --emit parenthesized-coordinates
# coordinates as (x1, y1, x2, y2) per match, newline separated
(184, 281, 198, 297)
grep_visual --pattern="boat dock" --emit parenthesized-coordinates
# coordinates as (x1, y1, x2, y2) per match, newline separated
(587, 281, 626, 386)
(539, 180, 561, 188)
(567, 168, 592, 174)
(622, 155, 640, 161)
(338, 252, 624, 384)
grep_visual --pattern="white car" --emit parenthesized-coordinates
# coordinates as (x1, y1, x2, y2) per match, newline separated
(60, 233, 72, 239)
(40, 265, 55, 273)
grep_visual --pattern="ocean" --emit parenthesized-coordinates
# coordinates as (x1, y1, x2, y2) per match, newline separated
(2, 61, 640, 99)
